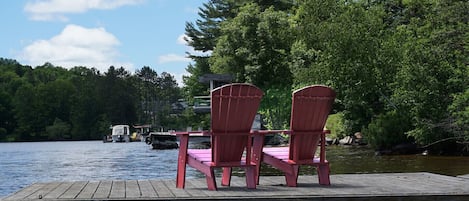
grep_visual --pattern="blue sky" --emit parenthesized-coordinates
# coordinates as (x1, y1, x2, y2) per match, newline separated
(0, 0, 209, 85)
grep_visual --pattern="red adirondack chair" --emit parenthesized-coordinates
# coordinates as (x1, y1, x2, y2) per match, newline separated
(252, 85, 336, 187)
(173, 83, 263, 190)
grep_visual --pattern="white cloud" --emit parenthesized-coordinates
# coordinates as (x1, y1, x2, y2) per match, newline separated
(157, 34, 212, 86)
(178, 33, 212, 57)
(173, 72, 190, 87)
(18, 24, 133, 72)
(158, 54, 191, 64)
(183, 6, 199, 15)
(177, 34, 189, 45)
(24, 0, 144, 21)
(157, 34, 192, 65)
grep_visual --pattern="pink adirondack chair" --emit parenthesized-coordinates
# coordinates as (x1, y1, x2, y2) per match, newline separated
(173, 83, 263, 190)
(252, 85, 336, 187)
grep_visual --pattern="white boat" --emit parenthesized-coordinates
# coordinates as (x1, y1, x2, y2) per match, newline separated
(111, 125, 130, 143)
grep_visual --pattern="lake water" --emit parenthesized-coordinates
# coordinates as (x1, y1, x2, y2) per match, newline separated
(1, 141, 469, 198)
(0, 141, 186, 198)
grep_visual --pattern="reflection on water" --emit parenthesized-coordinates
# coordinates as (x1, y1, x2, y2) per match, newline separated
(257, 146, 469, 177)
(1, 141, 469, 197)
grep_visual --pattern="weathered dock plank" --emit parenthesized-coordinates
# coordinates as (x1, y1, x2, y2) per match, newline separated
(3, 172, 469, 201)
(183, 179, 212, 197)
(109, 180, 125, 199)
(75, 181, 99, 199)
(137, 180, 158, 198)
(92, 180, 111, 199)
(3, 183, 45, 200)
(125, 180, 141, 198)
(42, 182, 73, 199)
(161, 180, 191, 198)
(59, 181, 87, 199)
(149, 179, 175, 198)
(24, 182, 60, 200)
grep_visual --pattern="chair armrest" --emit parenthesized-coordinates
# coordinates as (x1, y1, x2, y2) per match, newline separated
(171, 131, 210, 136)
(171, 131, 210, 155)
(171, 131, 189, 135)
(251, 130, 291, 135)
(250, 130, 290, 166)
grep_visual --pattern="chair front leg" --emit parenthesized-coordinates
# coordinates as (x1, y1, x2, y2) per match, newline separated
(245, 166, 256, 189)
(221, 167, 232, 186)
(317, 164, 331, 185)
(206, 167, 217, 190)
(285, 165, 299, 187)
(252, 134, 265, 184)
(176, 134, 189, 189)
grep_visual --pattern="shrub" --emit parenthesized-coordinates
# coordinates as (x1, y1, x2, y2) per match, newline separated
(363, 111, 413, 150)
(325, 112, 346, 140)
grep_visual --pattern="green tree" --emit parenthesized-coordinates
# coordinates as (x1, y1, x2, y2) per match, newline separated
(185, 0, 294, 55)
(46, 118, 71, 140)
(101, 66, 137, 125)
(133, 66, 160, 126)
(0, 91, 12, 140)
(69, 66, 104, 140)
(0, 61, 29, 140)
(289, 0, 341, 85)
(391, 0, 469, 151)
(210, 4, 293, 89)
(13, 83, 39, 140)
(450, 88, 469, 142)
(184, 0, 295, 92)
(259, 87, 291, 129)
(183, 0, 234, 99)
(156, 72, 181, 130)
(183, 58, 212, 100)
(293, 1, 390, 133)
(2, 57, 184, 141)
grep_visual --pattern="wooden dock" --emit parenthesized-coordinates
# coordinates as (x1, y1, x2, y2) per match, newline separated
(2, 172, 469, 200)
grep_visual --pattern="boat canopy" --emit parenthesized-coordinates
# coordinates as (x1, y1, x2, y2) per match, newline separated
(111, 125, 130, 136)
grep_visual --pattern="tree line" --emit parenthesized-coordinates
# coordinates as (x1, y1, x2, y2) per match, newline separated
(1, 0, 467, 154)
(182, 0, 468, 154)
(0, 59, 182, 141)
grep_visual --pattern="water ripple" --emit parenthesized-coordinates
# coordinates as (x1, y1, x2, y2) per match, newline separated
(0, 141, 185, 197)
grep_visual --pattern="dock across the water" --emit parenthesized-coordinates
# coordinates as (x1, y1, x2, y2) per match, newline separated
(2, 172, 469, 200)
